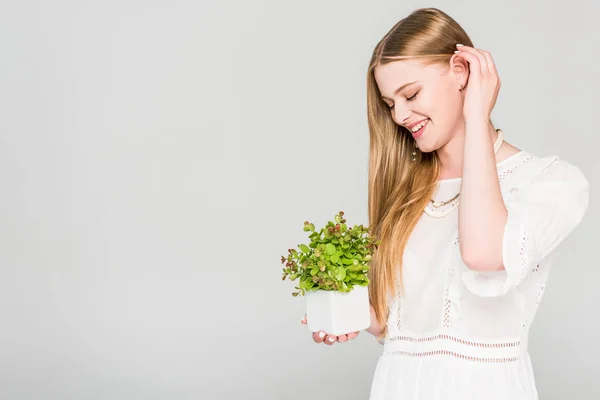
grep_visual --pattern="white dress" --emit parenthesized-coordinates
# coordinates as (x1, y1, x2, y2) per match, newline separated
(368, 150, 590, 400)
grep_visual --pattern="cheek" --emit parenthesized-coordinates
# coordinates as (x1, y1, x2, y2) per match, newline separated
(425, 89, 462, 122)
(416, 92, 440, 119)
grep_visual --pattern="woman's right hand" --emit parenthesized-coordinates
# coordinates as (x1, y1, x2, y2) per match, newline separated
(300, 315, 359, 345)
(300, 305, 383, 345)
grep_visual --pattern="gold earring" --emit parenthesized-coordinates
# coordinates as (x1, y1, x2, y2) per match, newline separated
(412, 140, 418, 162)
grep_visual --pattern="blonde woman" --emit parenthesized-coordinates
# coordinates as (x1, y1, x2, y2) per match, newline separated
(300, 7, 590, 400)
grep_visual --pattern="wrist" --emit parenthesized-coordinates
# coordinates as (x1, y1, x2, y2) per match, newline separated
(464, 117, 489, 128)
(365, 325, 382, 336)
(366, 305, 382, 336)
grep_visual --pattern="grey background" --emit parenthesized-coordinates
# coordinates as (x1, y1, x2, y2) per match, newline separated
(0, 0, 598, 399)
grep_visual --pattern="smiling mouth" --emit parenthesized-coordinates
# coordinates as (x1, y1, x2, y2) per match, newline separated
(411, 118, 429, 138)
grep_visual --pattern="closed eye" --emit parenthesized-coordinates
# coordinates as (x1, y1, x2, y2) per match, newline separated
(386, 91, 419, 109)
(406, 91, 418, 101)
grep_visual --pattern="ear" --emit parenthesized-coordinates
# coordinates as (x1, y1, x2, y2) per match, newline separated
(449, 54, 470, 91)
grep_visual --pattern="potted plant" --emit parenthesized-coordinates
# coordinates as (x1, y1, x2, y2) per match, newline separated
(280, 211, 380, 336)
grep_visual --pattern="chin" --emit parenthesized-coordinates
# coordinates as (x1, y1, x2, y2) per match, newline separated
(415, 138, 436, 153)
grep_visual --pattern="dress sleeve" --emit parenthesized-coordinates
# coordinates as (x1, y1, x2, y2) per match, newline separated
(462, 157, 590, 297)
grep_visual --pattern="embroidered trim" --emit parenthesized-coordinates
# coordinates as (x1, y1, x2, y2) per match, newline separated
(498, 155, 534, 183)
(388, 333, 520, 348)
(395, 275, 403, 332)
(388, 350, 519, 363)
(442, 245, 457, 328)
(519, 224, 530, 283)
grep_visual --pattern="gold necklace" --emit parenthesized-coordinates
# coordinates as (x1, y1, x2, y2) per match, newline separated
(425, 129, 504, 216)
(429, 191, 460, 208)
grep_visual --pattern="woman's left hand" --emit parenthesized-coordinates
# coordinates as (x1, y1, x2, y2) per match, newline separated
(454, 44, 501, 123)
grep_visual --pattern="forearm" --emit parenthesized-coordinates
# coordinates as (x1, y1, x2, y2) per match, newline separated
(458, 119, 507, 271)
(366, 304, 384, 338)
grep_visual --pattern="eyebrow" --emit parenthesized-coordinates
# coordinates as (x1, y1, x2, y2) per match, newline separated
(381, 81, 419, 100)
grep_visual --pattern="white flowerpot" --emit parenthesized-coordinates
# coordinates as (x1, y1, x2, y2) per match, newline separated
(304, 285, 371, 336)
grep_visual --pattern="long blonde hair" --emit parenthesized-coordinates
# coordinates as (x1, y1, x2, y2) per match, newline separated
(366, 8, 474, 338)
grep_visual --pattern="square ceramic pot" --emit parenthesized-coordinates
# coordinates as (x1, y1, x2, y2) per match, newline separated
(304, 285, 370, 336)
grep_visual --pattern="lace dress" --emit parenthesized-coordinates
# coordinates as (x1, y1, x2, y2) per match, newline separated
(368, 150, 590, 400)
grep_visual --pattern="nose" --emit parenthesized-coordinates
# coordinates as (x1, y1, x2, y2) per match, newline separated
(393, 104, 411, 125)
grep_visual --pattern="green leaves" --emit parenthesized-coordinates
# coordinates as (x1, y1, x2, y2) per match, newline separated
(280, 211, 379, 297)
(341, 257, 354, 265)
(335, 267, 346, 281)
(330, 253, 339, 264)
(299, 244, 310, 254)
(325, 243, 336, 255)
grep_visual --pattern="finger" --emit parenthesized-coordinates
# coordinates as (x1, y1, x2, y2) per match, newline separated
(456, 45, 487, 70)
(480, 50, 498, 76)
(460, 46, 487, 75)
(324, 334, 337, 346)
(473, 48, 489, 74)
(347, 331, 360, 340)
(456, 45, 485, 75)
(312, 331, 327, 343)
(472, 48, 493, 75)
(337, 334, 348, 343)
(454, 50, 481, 77)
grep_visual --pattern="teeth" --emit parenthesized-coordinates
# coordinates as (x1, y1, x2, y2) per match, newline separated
(411, 119, 428, 132)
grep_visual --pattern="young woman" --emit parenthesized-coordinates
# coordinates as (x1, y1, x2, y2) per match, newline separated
(300, 7, 590, 400)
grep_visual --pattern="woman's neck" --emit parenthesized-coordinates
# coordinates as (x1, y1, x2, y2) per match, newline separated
(436, 120, 499, 180)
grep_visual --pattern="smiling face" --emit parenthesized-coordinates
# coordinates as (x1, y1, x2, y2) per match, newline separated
(374, 57, 468, 152)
